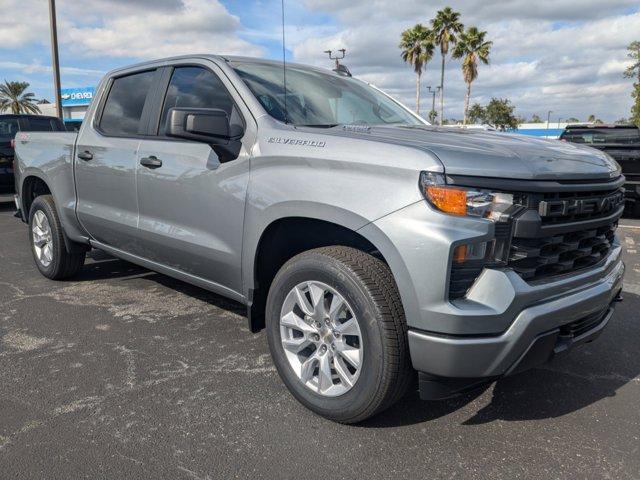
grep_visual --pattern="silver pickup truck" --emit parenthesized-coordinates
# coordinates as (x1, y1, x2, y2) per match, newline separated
(14, 55, 625, 423)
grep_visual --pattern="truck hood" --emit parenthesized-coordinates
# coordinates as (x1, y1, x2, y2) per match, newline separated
(317, 125, 621, 181)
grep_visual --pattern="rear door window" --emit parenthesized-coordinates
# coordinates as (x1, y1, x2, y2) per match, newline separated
(100, 70, 156, 136)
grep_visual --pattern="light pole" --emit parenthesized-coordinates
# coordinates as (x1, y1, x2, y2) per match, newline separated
(427, 86, 441, 123)
(324, 49, 346, 70)
(48, 0, 62, 119)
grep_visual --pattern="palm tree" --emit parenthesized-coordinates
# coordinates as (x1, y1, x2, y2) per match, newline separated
(431, 7, 463, 125)
(399, 24, 434, 115)
(452, 26, 492, 125)
(0, 81, 40, 114)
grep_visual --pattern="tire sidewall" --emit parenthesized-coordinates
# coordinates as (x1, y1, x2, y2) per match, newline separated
(266, 252, 387, 421)
(28, 196, 63, 278)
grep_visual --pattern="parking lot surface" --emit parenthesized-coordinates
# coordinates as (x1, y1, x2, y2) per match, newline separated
(1, 197, 639, 479)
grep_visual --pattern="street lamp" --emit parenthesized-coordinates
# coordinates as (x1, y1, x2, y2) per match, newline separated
(48, 0, 62, 119)
(427, 86, 441, 123)
(324, 49, 346, 70)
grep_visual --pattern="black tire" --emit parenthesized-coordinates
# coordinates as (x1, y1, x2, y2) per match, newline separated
(265, 246, 413, 423)
(28, 195, 85, 280)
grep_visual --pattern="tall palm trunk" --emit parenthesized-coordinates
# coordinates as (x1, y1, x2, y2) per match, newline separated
(416, 71, 421, 114)
(463, 82, 471, 125)
(439, 55, 445, 125)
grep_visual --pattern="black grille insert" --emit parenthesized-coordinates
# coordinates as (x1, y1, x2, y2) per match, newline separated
(509, 223, 616, 281)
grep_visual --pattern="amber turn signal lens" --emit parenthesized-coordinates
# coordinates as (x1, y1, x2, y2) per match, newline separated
(453, 245, 467, 264)
(425, 186, 467, 216)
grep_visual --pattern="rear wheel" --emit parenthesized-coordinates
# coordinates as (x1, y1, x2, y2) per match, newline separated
(28, 195, 85, 279)
(266, 246, 412, 423)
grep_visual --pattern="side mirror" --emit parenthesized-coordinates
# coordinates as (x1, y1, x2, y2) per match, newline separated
(166, 108, 243, 144)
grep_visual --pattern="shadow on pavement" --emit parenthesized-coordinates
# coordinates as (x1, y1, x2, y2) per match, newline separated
(0, 199, 16, 212)
(64, 245, 640, 429)
(76, 249, 246, 315)
(362, 292, 640, 428)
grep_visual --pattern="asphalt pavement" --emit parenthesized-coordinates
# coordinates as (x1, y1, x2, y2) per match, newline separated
(1, 197, 639, 479)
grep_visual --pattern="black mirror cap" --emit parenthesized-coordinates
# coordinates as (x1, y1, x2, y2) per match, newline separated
(166, 107, 243, 144)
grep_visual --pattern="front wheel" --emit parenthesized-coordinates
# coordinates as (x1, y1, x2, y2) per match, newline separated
(28, 195, 85, 280)
(265, 246, 412, 423)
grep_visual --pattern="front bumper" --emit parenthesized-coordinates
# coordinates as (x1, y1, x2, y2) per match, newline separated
(408, 254, 624, 382)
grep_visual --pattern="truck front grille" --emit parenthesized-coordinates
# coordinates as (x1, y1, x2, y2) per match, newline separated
(508, 223, 616, 281)
(448, 183, 623, 300)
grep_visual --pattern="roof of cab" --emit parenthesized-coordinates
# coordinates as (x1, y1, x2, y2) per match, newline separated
(103, 54, 337, 78)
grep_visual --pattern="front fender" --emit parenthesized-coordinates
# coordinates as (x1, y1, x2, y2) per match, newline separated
(241, 200, 373, 296)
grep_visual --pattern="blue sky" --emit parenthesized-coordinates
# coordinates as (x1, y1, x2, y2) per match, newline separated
(1, 0, 639, 121)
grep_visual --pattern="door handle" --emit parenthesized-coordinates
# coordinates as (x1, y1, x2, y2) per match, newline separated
(140, 156, 162, 169)
(77, 150, 93, 161)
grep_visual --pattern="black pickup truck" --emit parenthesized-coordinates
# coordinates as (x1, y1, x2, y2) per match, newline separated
(560, 124, 640, 214)
(0, 114, 66, 194)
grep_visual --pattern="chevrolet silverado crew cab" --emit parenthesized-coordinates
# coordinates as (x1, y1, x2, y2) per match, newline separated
(14, 56, 625, 423)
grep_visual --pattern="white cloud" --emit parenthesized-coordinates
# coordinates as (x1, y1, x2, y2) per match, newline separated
(0, 61, 104, 77)
(292, 4, 640, 121)
(63, 0, 264, 59)
(0, 0, 265, 60)
(1, 0, 638, 121)
(0, 0, 49, 47)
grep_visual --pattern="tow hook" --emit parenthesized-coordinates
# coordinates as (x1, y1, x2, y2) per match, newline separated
(614, 291, 623, 303)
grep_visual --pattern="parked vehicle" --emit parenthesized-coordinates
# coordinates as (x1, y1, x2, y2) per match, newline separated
(0, 114, 65, 194)
(560, 124, 640, 214)
(13, 56, 625, 422)
(64, 119, 83, 132)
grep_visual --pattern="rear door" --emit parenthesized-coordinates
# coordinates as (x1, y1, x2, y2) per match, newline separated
(75, 69, 159, 251)
(133, 62, 254, 294)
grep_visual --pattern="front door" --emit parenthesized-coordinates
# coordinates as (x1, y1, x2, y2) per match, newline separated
(134, 64, 252, 295)
(75, 69, 158, 251)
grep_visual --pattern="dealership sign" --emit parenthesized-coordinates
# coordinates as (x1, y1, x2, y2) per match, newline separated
(60, 87, 95, 107)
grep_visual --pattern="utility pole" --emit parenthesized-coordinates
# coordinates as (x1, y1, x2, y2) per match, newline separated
(324, 49, 346, 69)
(427, 86, 441, 123)
(48, 0, 62, 119)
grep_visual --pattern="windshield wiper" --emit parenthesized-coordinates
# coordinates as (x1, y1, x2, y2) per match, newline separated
(296, 124, 340, 128)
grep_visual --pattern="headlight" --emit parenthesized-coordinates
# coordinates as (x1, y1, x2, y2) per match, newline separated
(420, 172, 514, 222)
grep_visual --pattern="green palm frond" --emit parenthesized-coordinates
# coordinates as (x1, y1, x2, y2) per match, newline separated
(431, 7, 464, 55)
(399, 24, 434, 74)
(452, 26, 492, 84)
(0, 80, 41, 114)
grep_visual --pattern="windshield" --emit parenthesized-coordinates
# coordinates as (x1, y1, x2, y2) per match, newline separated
(232, 62, 424, 127)
(0, 117, 19, 140)
(561, 128, 640, 145)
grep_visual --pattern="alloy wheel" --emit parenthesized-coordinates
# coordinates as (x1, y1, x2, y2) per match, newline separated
(279, 281, 363, 397)
(32, 210, 53, 267)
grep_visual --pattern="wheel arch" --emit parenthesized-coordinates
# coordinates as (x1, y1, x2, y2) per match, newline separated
(21, 173, 52, 222)
(244, 208, 413, 333)
(21, 173, 88, 255)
